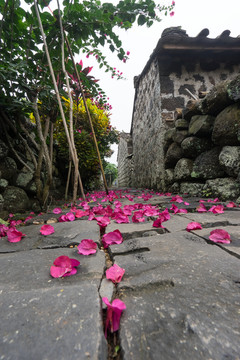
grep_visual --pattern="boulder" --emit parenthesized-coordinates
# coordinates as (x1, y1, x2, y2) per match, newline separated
(181, 136, 212, 159)
(203, 178, 240, 201)
(175, 119, 189, 130)
(180, 182, 205, 197)
(219, 146, 240, 177)
(26, 180, 38, 195)
(165, 142, 183, 169)
(212, 103, 240, 146)
(174, 158, 193, 181)
(164, 168, 174, 185)
(169, 182, 180, 193)
(188, 115, 215, 137)
(13, 171, 34, 189)
(163, 128, 176, 151)
(0, 139, 9, 159)
(2, 186, 29, 213)
(0, 157, 17, 181)
(0, 194, 4, 211)
(191, 147, 225, 179)
(172, 130, 188, 145)
(0, 179, 8, 193)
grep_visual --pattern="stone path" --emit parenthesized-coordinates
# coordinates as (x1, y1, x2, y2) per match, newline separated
(0, 190, 240, 360)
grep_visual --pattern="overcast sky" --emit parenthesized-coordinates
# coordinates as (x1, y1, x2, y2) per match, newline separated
(78, 0, 240, 164)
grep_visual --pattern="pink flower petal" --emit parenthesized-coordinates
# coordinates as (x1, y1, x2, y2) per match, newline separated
(186, 222, 202, 232)
(152, 218, 165, 228)
(226, 201, 237, 208)
(95, 216, 111, 228)
(40, 224, 55, 235)
(66, 212, 75, 221)
(7, 228, 26, 243)
(77, 239, 97, 255)
(52, 207, 62, 214)
(106, 264, 125, 284)
(171, 195, 183, 203)
(102, 297, 126, 336)
(115, 214, 130, 224)
(208, 205, 224, 214)
(54, 255, 72, 269)
(75, 209, 89, 218)
(132, 211, 145, 223)
(50, 265, 68, 278)
(102, 230, 123, 249)
(0, 224, 9, 237)
(196, 203, 207, 212)
(209, 229, 231, 244)
(50, 255, 80, 278)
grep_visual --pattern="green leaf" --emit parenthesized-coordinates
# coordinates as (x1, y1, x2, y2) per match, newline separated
(137, 14, 146, 25)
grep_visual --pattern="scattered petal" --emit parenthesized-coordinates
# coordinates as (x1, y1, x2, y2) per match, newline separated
(50, 255, 80, 278)
(106, 264, 125, 284)
(7, 228, 26, 243)
(196, 203, 207, 212)
(77, 239, 97, 255)
(226, 201, 237, 208)
(102, 297, 126, 337)
(95, 216, 111, 228)
(52, 207, 62, 214)
(40, 224, 55, 235)
(208, 205, 224, 214)
(152, 218, 165, 228)
(102, 230, 123, 249)
(186, 222, 202, 232)
(209, 229, 231, 244)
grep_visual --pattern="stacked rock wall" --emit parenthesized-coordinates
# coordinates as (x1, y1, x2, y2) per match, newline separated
(0, 135, 63, 218)
(163, 76, 240, 200)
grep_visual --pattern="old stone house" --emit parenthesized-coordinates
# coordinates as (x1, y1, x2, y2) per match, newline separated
(117, 27, 240, 198)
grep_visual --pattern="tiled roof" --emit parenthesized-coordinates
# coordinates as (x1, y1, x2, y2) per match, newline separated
(136, 27, 240, 84)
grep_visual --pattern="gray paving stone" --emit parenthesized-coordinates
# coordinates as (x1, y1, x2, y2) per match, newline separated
(163, 214, 192, 232)
(181, 209, 240, 226)
(0, 220, 99, 253)
(107, 221, 165, 239)
(0, 247, 105, 292)
(192, 225, 240, 256)
(111, 233, 240, 359)
(0, 283, 107, 360)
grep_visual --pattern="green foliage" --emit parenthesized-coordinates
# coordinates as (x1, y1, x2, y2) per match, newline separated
(54, 98, 119, 187)
(0, 0, 174, 192)
(0, 0, 175, 118)
(104, 162, 118, 185)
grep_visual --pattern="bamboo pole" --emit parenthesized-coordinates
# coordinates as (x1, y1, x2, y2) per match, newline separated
(34, 0, 86, 201)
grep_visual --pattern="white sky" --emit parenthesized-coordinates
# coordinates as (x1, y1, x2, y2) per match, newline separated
(78, 0, 240, 164)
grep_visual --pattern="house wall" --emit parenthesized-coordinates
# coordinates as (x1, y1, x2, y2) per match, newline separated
(117, 132, 133, 187)
(131, 59, 166, 189)
(130, 56, 240, 191)
(160, 61, 240, 123)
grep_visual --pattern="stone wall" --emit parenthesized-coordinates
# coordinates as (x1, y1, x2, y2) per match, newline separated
(117, 132, 133, 187)
(125, 28, 240, 199)
(163, 77, 240, 200)
(131, 59, 165, 189)
(0, 134, 64, 218)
